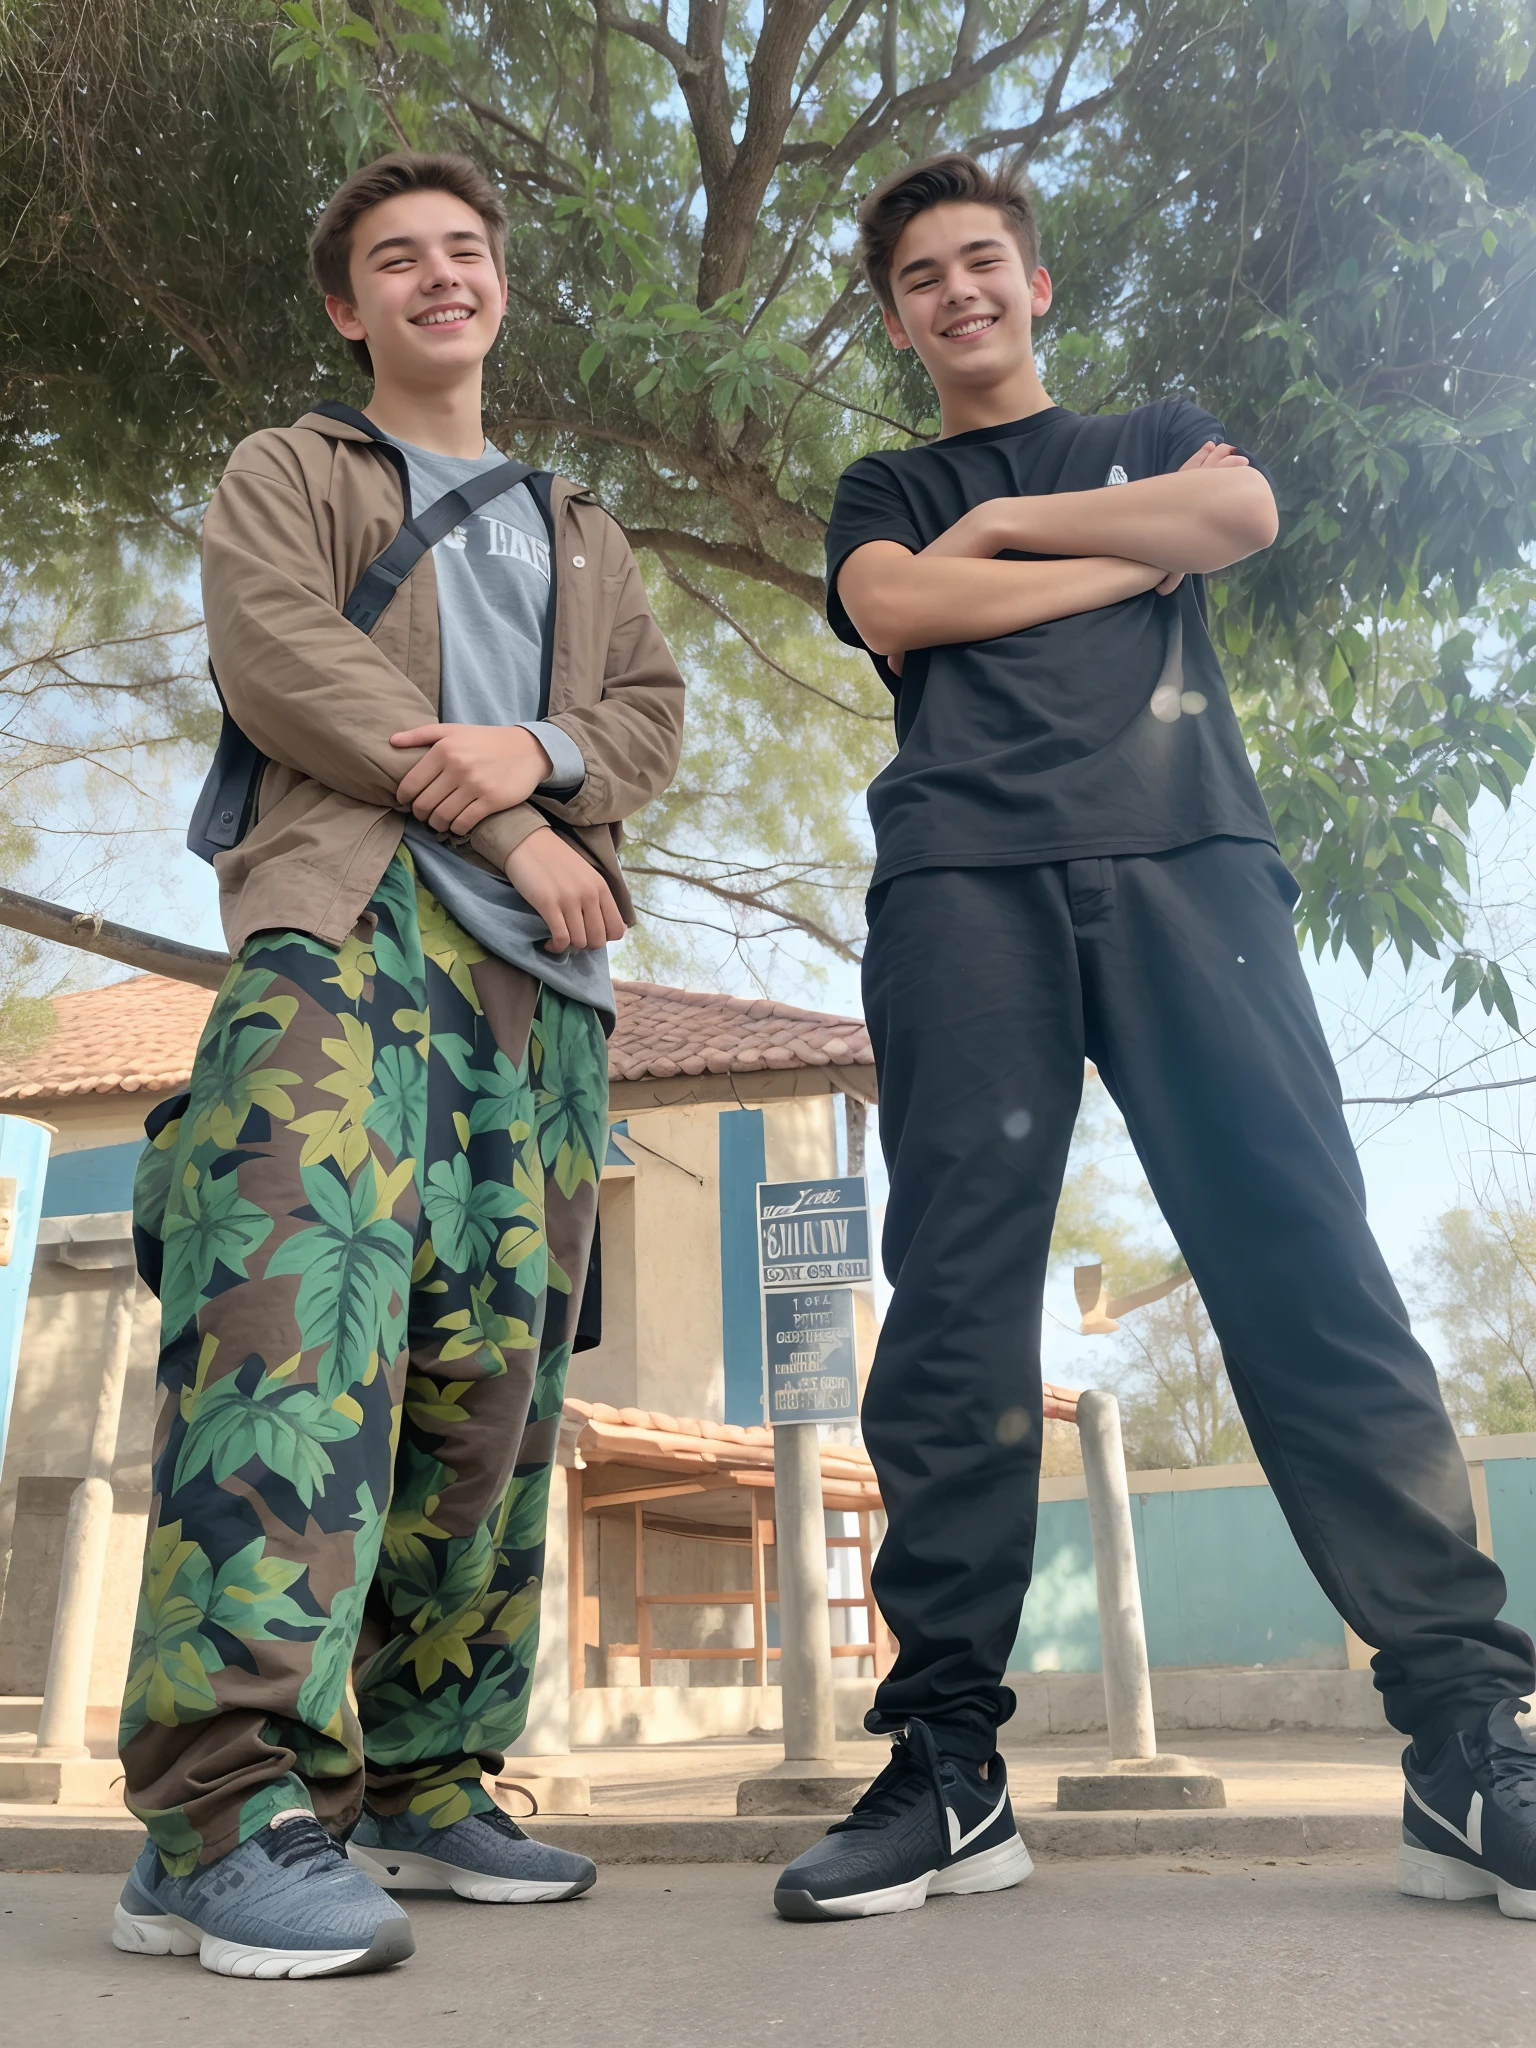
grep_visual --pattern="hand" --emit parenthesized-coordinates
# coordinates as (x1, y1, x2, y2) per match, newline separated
(1178, 439, 1250, 472)
(391, 723, 553, 835)
(506, 826, 626, 953)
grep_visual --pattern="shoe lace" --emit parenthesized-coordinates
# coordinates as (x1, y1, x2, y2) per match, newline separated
(1484, 1740, 1536, 1811)
(478, 1807, 530, 1844)
(263, 1815, 349, 1872)
(828, 1719, 946, 1838)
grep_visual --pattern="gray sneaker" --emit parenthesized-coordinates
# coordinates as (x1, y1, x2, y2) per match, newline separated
(349, 1802, 596, 1902)
(113, 1810, 415, 1978)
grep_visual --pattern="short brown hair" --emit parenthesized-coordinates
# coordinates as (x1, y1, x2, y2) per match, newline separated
(309, 151, 508, 375)
(857, 152, 1040, 311)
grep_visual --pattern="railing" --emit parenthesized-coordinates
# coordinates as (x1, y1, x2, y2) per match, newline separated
(569, 1475, 894, 1688)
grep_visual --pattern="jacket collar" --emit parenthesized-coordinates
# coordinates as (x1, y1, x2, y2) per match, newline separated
(294, 405, 592, 511)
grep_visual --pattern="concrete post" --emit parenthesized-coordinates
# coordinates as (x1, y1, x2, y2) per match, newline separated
(508, 1462, 571, 1758)
(1076, 1388, 1156, 1762)
(773, 1419, 837, 1767)
(34, 1265, 136, 1761)
(844, 1095, 867, 1178)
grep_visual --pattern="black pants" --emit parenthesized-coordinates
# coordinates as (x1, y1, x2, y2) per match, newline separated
(860, 838, 1535, 1762)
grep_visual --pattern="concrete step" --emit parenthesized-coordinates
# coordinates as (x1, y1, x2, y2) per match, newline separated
(566, 1668, 1389, 1747)
(0, 1807, 1399, 1875)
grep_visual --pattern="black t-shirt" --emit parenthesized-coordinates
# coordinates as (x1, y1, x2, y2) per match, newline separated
(825, 398, 1277, 884)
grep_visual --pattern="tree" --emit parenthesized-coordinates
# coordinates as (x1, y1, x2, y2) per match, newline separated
(1414, 1204, 1536, 1432)
(1, 0, 1534, 989)
(0, 549, 213, 1063)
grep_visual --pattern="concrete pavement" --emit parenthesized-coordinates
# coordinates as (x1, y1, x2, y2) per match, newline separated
(5, 1857, 1533, 2046)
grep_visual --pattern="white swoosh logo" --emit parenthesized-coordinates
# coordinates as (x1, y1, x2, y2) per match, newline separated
(947, 1781, 1009, 1857)
(1405, 1780, 1483, 1855)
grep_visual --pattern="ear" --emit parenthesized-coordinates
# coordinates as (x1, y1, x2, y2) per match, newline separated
(881, 303, 913, 353)
(325, 293, 368, 344)
(1029, 265, 1054, 320)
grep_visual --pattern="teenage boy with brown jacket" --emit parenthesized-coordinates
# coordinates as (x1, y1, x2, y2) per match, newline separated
(112, 152, 683, 1977)
(773, 153, 1536, 1925)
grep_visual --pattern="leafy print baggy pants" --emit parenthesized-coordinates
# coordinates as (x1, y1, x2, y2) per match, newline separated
(119, 848, 607, 1870)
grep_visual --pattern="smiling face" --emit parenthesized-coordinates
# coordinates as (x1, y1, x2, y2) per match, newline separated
(323, 187, 508, 389)
(882, 200, 1052, 414)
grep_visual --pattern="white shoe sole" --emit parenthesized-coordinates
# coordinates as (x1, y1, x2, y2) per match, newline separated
(110, 1903, 408, 1978)
(1397, 1844, 1536, 1920)
(776, 1832, 1034, 1921)
(348, 1841, 592, 1903)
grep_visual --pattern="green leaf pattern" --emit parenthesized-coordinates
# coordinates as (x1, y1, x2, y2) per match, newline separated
(122, 850, 607, 1865)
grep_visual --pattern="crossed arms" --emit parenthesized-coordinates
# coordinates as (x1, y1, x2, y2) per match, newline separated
(836, 443, 1278, 663)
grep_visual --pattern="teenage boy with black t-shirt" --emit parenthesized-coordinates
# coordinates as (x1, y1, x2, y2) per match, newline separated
(773, 152, 1536, 1924)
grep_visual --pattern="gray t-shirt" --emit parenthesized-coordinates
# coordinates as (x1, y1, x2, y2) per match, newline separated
(388, 436, 615, 1024)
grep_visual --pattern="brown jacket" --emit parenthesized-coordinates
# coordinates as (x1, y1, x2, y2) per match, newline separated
(201, 408, 684, 953)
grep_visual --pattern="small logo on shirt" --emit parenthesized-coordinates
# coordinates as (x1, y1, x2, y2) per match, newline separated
(484, 517, 549, 578)
(432, 514, 549, 579)
(1105, 464, 1129, 486)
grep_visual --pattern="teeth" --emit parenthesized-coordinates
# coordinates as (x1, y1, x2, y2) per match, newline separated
(418, 309, 471, 325)
(946, 317, 996, 338)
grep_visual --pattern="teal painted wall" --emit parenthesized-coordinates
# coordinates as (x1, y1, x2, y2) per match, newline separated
(1013, 1482, 1347, 1674)
(40, 1139, 142, 1217)
(1486, 1461, 1536, 1646)
(1013, 1498, 1102, 1672)
(718, 1108, 767, 1426)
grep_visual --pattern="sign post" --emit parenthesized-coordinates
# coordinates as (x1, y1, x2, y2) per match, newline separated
(754, 1177, 869, 1787)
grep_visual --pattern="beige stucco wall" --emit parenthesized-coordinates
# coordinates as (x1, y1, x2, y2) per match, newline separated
(568, 1095, 844, 1426)
(761, 1096, 839, 1184)
(24, 1093, 170, 1155)
(570, 1102, 736, 1420)
(0, 1253, 160, 1631)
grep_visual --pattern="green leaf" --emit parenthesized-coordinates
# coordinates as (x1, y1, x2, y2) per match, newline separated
(577, 340, 606, 385)
(173, 1375, 359, 1512)
(266, 1164, 412, 1401)
(207, 1535, 316, 1643)
(395, 29, 453, 59)
(295, 1482, 384, 1729)
(422, 1154, 521, 1274)
(1487, 962, 1521, 1031)
(160, 1167, 276, 1341)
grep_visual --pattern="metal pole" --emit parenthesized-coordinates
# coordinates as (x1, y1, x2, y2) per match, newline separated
(773, 1419, 837, 1767)
(1076, 1388, 1156, 1762)
(34, 1265, 137, 1760)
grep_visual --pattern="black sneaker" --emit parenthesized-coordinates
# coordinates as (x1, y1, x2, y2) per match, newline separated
(772, 1718, 1032, 1922)
(1399, 1696, 1536, 1919)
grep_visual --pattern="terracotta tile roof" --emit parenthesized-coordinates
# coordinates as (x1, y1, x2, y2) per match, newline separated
(564, 1396, 880, 1488)
(608, 981, 872, 1085)
(0, 974, 217, 1101)
(0, 972, 875, 1102)
(563, 1384, 1080, 1482)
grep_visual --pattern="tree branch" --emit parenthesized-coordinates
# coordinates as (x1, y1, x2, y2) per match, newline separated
(656, 555, 885, 718)
(624, 861, 864, 962)
(0, 887, 229, 989)
(1343, 1073, 1536, 1108)
(626, 529, 825, 609)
